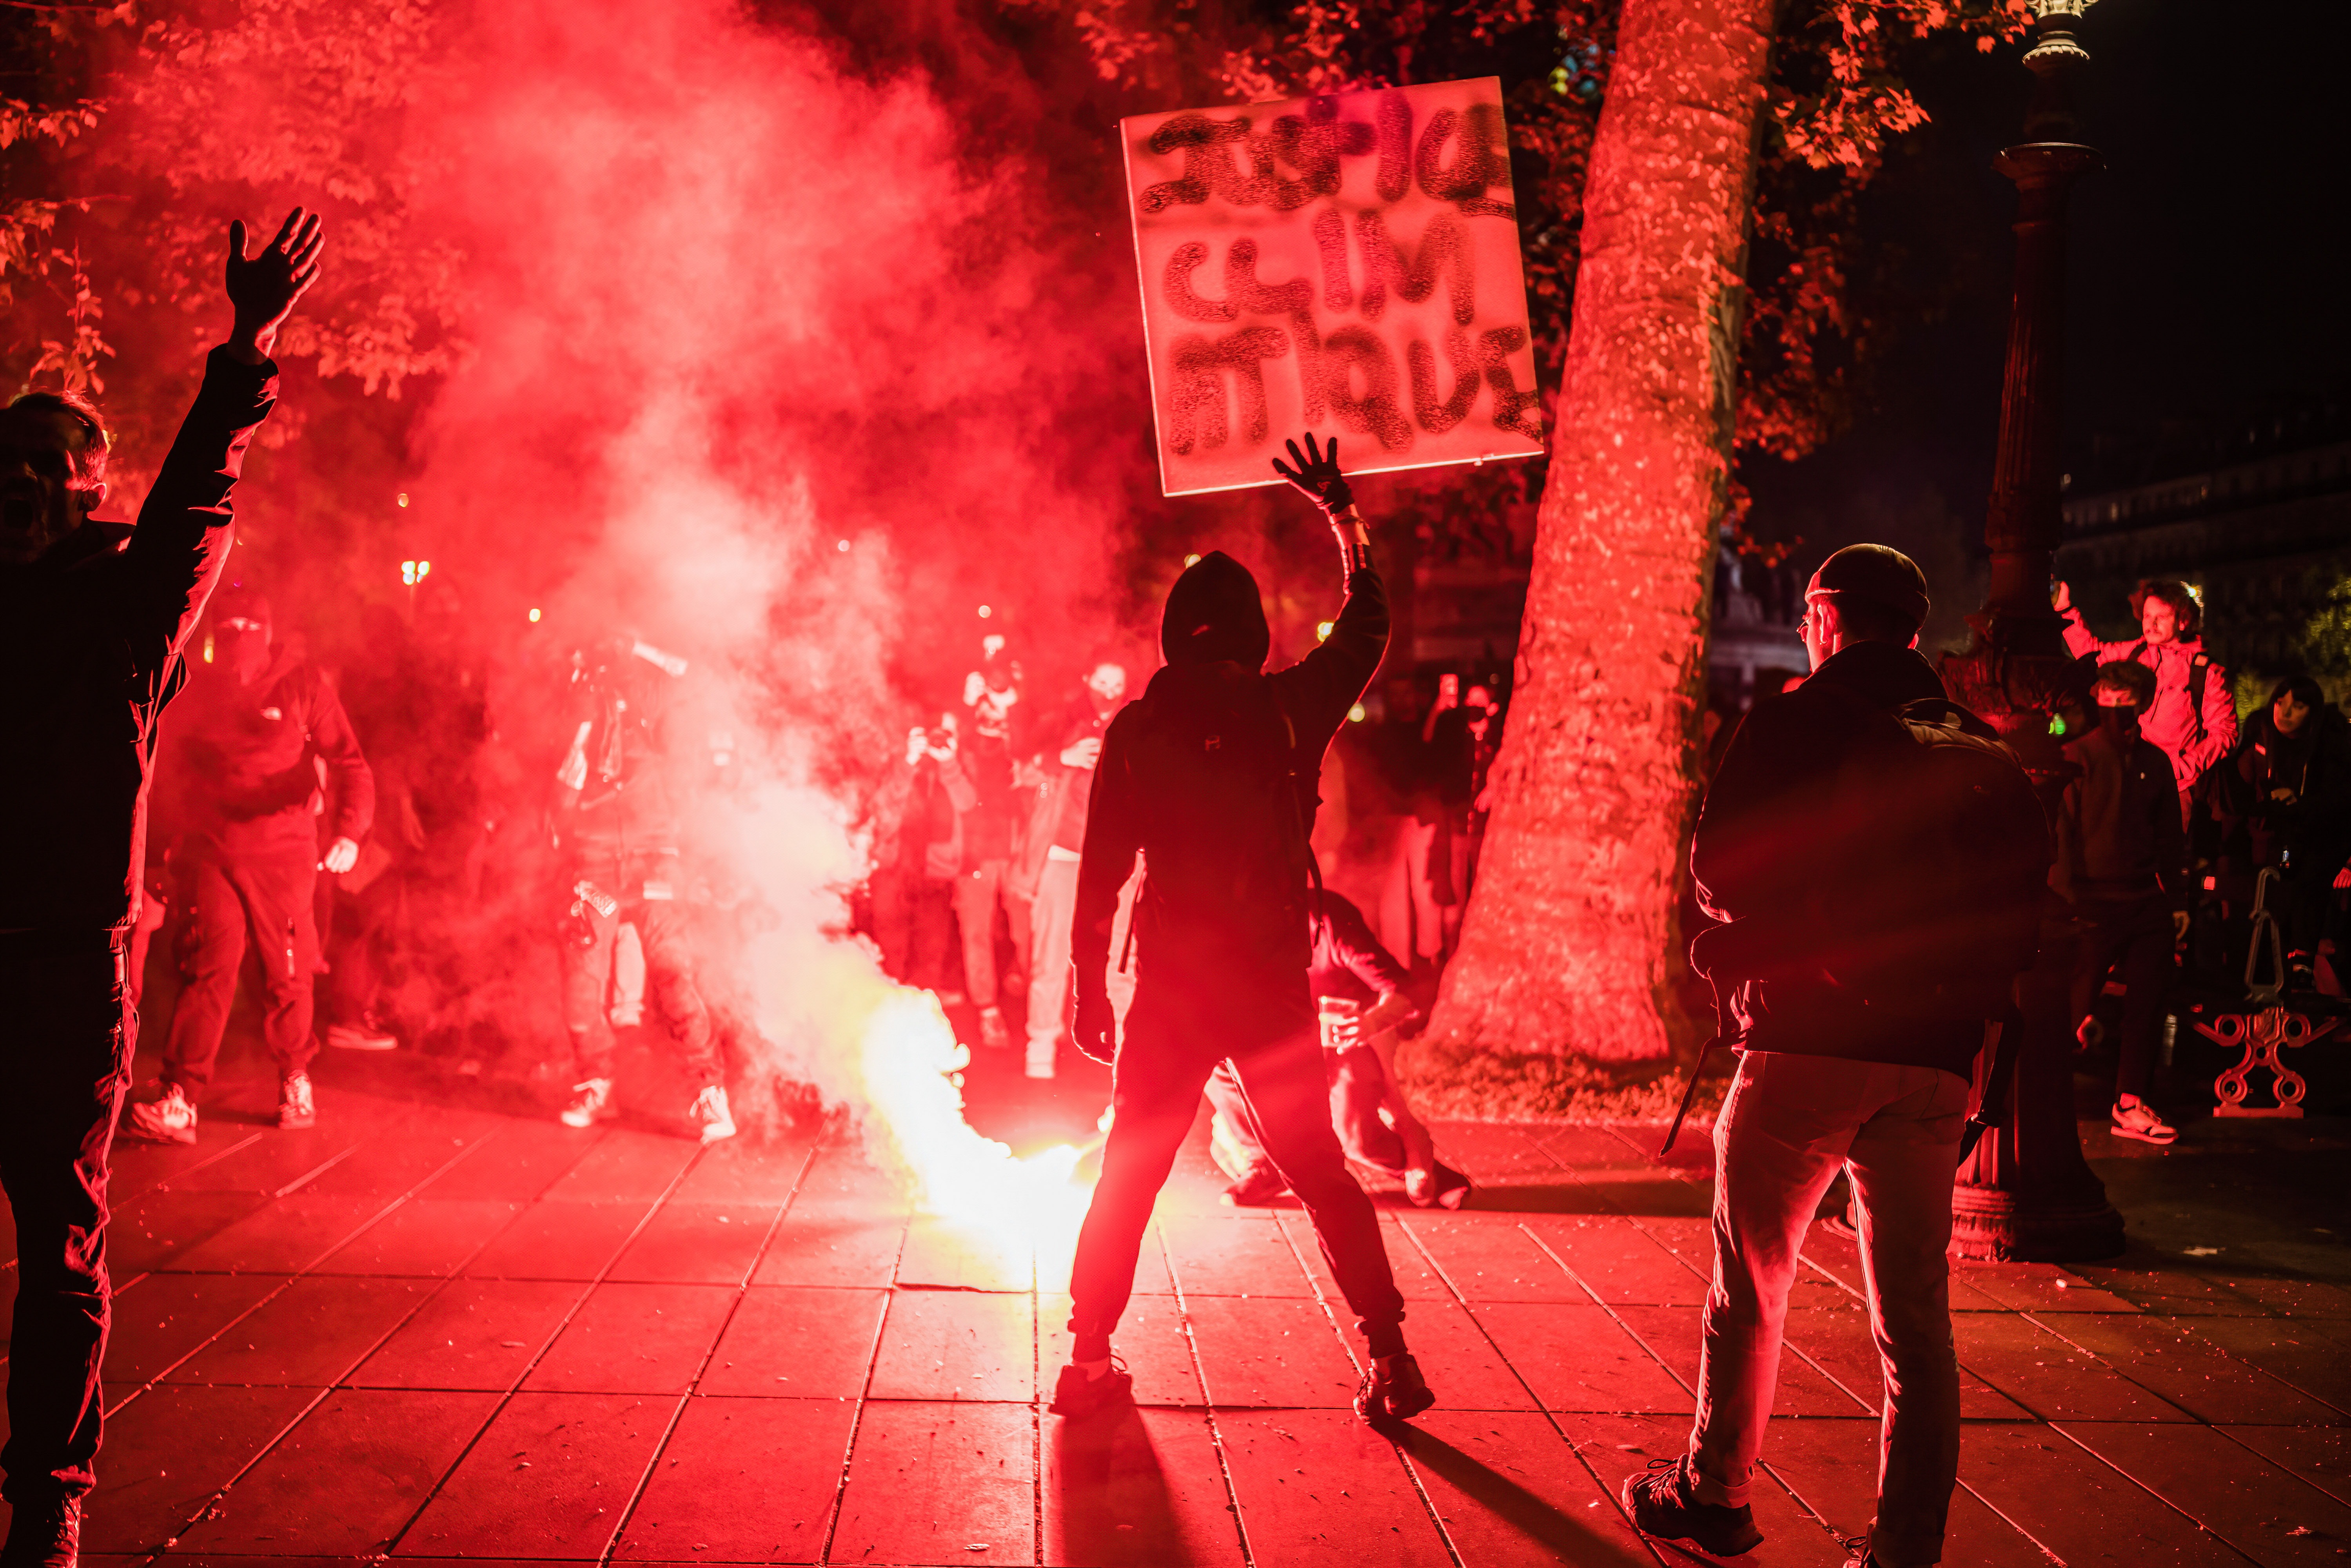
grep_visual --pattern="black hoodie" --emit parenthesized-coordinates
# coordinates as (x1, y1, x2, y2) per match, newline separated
(1074, 552, 1387, 1010)
(0, 349, 277, 931)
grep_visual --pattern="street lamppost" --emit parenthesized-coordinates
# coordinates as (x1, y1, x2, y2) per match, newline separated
(1936, 0, 2125, 1261)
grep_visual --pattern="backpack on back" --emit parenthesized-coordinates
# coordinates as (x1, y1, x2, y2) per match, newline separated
(1829, 696, 2051, 1011)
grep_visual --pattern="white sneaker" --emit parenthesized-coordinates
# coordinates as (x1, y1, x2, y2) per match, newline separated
(324, 1020, 399, 1052)
(2110, 1100, 2177, 1145)
(278, 1071, 316, 1131)
(561, 1077, 616, 1129)
(691, 1084, 737, 1144)
(124, 1082, 199, 1145)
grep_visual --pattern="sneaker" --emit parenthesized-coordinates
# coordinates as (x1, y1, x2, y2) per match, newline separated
(1840, 1536, 1881, 1568)
(324, 1018, 399, 1051)
(122, 1082, 198, 1145)
(1220, 1165, 1290, 1207)
(691, 1084, 737, 1144)
(1354, 1351, 1435, 1425)
(978, 1005, 1011, 1049)
(0, 1493, 82, 1568)
(561, 1077, 616, 1129)
(1621, 1455, 1764, 1558)
(277, 1071, 316, 1131)
(2110, 1100, 2177, 1145)
(1404, 1160, 1474, 1210)
(1047, 1357, 1132, 1418)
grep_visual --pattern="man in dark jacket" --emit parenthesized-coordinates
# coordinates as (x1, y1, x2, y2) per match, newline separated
(1627, 545, 2037, 1568)
(124, 584, 375, 1142)
(2056, 661, 2188, 1144)
(0, 207, 321, 1568)
(1053, 434, 1432, 1428)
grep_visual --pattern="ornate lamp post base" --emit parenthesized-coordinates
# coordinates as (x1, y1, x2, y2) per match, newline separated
(1953, 1184, 2125, 1263)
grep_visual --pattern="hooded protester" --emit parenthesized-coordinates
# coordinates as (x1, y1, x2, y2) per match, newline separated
(0, 208, 320, 1568)
(2054, 661, 2189, 1144)
(1052, 434, 1432, 1429)
(2224, 674, 2351, 986)
(1629, 544, 2048, 1568)
(124, 582, 376, 1144)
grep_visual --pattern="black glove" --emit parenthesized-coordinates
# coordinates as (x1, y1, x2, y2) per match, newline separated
(1072, 989, 1117, 1064)
(1272, 432, 1353, 514)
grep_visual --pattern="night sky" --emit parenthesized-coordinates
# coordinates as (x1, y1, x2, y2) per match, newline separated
(1746, 0, 2351, 646)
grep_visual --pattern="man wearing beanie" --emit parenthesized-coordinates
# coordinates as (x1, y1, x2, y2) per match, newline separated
(1626, 544, 2046, 1568)
(1051, 434, 1432, 1428)
(125, 581, 374, 1143)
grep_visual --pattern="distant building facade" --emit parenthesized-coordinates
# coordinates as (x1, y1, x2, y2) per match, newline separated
(2055, 420, 2351, 682)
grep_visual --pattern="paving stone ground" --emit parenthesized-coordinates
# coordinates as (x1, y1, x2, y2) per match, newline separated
(1, 1039, 2346, 1568)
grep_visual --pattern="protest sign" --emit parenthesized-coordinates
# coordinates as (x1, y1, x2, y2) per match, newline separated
(1120, 76, 1546, 497)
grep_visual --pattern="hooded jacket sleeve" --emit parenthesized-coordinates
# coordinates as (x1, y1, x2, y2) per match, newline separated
(121, 348, 281, 702)
(308, 671, 377, 844)
(2059, 610, 2130, 665)
(1316, 895, 1408, 996)
(1268, 566, 1390, 760)
(1071, 708, 1144, 1002)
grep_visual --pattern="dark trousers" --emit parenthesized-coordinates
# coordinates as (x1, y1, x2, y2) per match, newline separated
(162, 856, 320, 1094)
(324, 871, 403, 1027)
(2068, 896, 2172, 1100)
(871, 867, 957, 993)
(0, 931, 131, 1507)
(559, 898, 718, 1084)
(1067, 973, 1405, 1341)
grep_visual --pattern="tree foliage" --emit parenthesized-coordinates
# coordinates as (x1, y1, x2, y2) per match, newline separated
(1029, 0, 2030, 559)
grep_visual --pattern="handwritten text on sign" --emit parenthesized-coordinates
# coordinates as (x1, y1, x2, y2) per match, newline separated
(1122, 77, 1545, 497)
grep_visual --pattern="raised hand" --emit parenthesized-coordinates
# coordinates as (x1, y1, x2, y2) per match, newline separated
(2051, 578, 2073, 615)
(226, 208, 325, 359)
(1271, 432, 1354, 514)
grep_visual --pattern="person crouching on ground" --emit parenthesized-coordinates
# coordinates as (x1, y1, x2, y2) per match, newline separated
(1205, 889, 1471, 1210)
(124, 583, 374, 1143)
(1052, 434, 1433, 1427)
(1625, 545, 2048, 1568)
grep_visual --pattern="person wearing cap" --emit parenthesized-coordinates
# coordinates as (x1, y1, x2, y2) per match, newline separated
(124, 582, 375, 1144)
(0, 208, 321, 1568)
(1051, 434, 1431, 1430)
(2052, 576, 2235, 821)
(2054, 661, 2188, 1145)
(1627, 544, 1997, 1568)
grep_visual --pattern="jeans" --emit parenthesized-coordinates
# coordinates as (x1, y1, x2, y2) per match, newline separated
(1066, 967, 1405, 1343)
(559, 898, 718, 1085)
(0, 931, 131, 1507)
(162, 856, 320, 1093)
(1691, 1051, 1969, 1568)
(951, 857, 1030, 1009)
(1025, 855, 1137, 1054)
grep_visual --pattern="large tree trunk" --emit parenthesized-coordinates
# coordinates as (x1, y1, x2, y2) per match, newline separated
(1410, 0, 1779, 1111)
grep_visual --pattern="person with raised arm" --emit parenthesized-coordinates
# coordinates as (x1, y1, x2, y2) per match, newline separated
(0, 207, 322, 1568)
